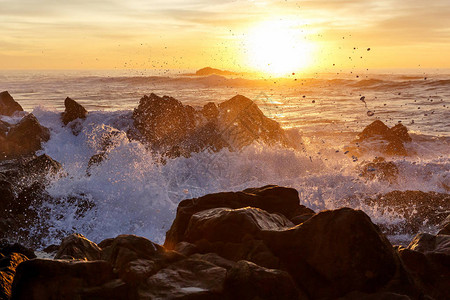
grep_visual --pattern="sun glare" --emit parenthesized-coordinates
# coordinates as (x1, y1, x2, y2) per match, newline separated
(244, 19, 315, 76)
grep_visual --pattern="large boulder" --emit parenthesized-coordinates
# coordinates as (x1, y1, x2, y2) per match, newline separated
(349, 120, 412, 156)
(61, 97, 88, 125)
(11, 259, 117, 300)
(164, 185, 313, 249)
(399, 246, 450, 300)
(184, 207, 294, 244)
(262, 208, 409, 299)
(0, 92, 23, 116)
(55, 233, 102, 261)
(132, 93, 293, 157)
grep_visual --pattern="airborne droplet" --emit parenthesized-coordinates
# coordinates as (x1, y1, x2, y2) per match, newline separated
(367, 111, 374, 116)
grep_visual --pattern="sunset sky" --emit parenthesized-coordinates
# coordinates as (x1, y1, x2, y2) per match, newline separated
(1, 0, 449, 73)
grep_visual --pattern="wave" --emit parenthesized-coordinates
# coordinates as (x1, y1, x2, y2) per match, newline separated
(23, 108, 450, 247)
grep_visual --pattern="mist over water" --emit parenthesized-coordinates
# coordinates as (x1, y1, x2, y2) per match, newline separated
(1, 70, 449, 247)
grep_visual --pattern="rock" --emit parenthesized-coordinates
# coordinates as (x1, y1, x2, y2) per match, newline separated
(165, 185, 313, 248)
(0, 241, 36, 259)
(408, 233, 450, 255)
(5, 114, 50, 158)
(190, 253, 236, 270)
(61, 97, 88, 125)
(399, 248, 450, 300)
(138, 257, 227, 299)
(0, 92, 23, 116)
(339, 291, 412, 299)
(11, 259, 116, 300)
(174, 242, 198, 256)
(195, 67, 237, 76)
(24, 154, 61, 176)
(225, 260, 304, 300)
(133, 93, 196, 150)
(350, 120, 412, 156)
(55, 233, 102, 261)
(0, 121, 9, 138)
(391, 123, 412, 142)
(360, 157, 399, 182)
(438, 215, 450, 235)
(185, 207, 293, 244)
(364, 191, 450, 236)
(132, 93, 294, 157)
(100, 235, 165, 274)
(0, 253, 28, 300)
(262, 208, 406, 299)
(217, 95, 290, 149)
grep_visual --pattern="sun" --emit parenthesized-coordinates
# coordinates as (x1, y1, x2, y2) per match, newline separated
(244, 19, 315, 76)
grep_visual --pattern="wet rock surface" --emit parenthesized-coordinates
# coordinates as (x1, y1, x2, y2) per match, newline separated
(347, 120, 412, 156)
(61, 97, 88, 125)
(0, 92, 23, 117)
(132, 93, 293, 157)
(0, 114, 50, 160)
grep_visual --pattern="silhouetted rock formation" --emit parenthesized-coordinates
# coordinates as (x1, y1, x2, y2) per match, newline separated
(347, 120, 412, 156)
(61, 97, 88, 125)
(195, 67, 237, 76)
(132, 94, 293, 157)
(0, 114, 50, 160)
(0, 91, 23, 116)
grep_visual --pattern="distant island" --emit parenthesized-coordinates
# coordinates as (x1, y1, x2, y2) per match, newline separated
(183, 67, 240, 76)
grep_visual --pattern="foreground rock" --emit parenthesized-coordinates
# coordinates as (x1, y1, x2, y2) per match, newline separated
(0, 92, 23, 117)
(347, 120, 412, 157)
(6, 186, 449, 299)
(164, 185, 314, 248)
(132, 93, 293, 157)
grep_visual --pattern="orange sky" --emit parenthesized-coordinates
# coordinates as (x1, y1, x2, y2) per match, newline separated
(1, 0, 449, 72)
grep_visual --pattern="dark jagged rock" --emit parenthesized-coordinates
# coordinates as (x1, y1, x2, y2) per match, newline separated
(24, 154, 61, 176)
(139, 257, 227, 299)
(349, 120, 412, 156)
(0, 253, 28, 300)
(132, 93, 293, 157)
(1, 114, 50, 159)
(0, 241, 36, 259)
(100, 235, 165, 274)
(61, 97, 88, 125)
(164, 185, 313, 248)
(363, 191, 450, 236)
(11, 259, 116, 300)
(184, 207, 293, 244)
(360, 157, 399, 182)
(225, 260, 304, 300)
(391, 123, 412, 142)
(262, 208, 410, 299)
(55, 233, 102, 261)
(0, 92, 23, 116)
(399, 246, 450, 300)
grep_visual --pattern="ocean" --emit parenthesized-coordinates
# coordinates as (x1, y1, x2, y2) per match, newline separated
(1, 69, 449, 247)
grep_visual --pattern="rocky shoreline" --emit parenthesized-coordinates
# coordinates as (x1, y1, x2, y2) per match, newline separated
(0, 185, 449, 299)
(1, 91, 449, 299)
